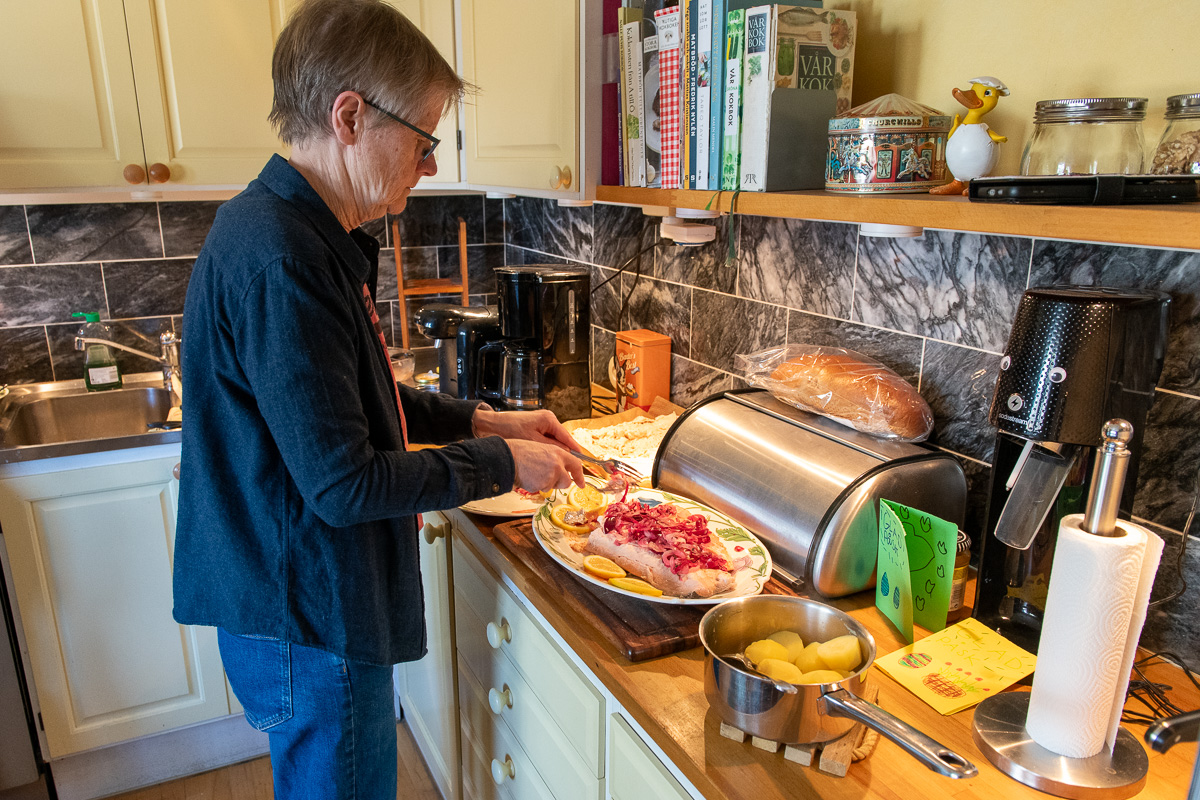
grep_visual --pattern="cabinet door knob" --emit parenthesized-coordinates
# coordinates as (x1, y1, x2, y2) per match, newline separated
(487, 684, 513, 715)
(485, 619, 511, 649)
(148, 162, 172, 183)
(423, 521, 448, 545)
(559, 165, 572, 189)
(172, 462, 181, 481)
(490, 755, 515, 785)
(550, 166, 563, 189)
(123, 164, 147, 184)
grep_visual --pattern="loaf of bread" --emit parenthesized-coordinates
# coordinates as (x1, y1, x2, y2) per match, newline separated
(767, 350, 932, 440)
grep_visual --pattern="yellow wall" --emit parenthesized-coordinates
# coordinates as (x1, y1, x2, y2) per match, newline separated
(828, 0, 1199, 175)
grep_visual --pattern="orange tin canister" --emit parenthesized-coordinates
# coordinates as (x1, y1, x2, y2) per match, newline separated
(614, 330, 672, 411)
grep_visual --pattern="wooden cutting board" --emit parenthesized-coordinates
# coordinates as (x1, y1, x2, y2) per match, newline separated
(490, 519, 797, 662)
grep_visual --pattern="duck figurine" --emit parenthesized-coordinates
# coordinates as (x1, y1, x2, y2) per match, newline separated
(930, 76, 1010, 195)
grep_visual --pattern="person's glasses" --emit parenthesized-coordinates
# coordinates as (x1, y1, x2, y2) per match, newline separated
(362, 98, 439, 162)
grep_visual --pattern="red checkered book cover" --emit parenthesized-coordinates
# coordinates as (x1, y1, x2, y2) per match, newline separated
(655, 6, 682, 189)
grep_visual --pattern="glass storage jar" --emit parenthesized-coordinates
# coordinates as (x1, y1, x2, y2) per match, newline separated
(1020, 97, 1148, 175)
(1149, 93, 1200, 175)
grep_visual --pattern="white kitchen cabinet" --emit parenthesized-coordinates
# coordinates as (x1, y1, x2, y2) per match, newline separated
(0, 444, 230, 758)
(609, 712, 693, 800)
(451, 529, 604, 800)
(395, 511, 461, 800)
(0, 0, 294, 189)
(387, 0, 462, 187)
(459, 0, 601, 199)
(0, 0, 458, 191)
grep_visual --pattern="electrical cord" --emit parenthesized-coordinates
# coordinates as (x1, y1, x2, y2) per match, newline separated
(1148, 463, 1198, 608)
(1123, 651, 1200, 726)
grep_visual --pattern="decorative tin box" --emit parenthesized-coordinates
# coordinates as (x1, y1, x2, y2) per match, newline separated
(826, 94, 953, 193)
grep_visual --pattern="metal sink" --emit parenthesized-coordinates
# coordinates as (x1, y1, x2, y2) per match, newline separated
(0, 374, 180, 464)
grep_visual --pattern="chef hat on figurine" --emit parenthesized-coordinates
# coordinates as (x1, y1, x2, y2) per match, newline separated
(967, 76, 1010, 96)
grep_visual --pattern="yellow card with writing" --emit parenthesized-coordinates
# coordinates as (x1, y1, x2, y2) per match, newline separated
(874, 617, 1037, 715)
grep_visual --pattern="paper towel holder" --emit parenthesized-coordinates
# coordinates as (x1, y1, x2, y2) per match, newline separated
(973, 692, 1149, 798)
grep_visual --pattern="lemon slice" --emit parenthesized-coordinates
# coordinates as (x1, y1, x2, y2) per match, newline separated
(550, 504, 592, 535)
(582, 555, 626, 580)
(567, 484, 606, 512)
(608, 577, 663, 597)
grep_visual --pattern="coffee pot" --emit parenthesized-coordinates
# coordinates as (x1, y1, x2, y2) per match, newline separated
(974, 286, 1170, 652)
(478, 266, 591, 421)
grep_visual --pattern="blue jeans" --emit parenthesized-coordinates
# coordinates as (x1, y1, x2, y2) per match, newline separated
(218, 629, 397, 800)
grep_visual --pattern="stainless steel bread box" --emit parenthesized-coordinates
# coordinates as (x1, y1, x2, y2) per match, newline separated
(653, 390, 967, 598)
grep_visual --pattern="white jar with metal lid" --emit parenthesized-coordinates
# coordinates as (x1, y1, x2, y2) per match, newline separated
(1019, 97, 1148, 175)
(1150, 93, 1200, 175)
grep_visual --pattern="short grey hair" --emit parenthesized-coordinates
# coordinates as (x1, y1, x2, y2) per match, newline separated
(269, 0, 467, 145)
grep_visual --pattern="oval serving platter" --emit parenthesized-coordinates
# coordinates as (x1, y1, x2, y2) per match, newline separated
(531, 486, 773, 605)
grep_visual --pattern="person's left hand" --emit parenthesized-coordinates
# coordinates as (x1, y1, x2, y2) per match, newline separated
(472, 407, 580, 452)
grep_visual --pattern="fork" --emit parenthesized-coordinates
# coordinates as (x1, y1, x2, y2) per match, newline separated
(569, 450, 644, 483)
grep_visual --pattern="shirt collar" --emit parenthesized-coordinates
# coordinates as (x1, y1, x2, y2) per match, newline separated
(256, 154, 379, 281)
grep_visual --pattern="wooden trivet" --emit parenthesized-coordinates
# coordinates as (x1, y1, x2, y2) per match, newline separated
(718, 682, 881, 778)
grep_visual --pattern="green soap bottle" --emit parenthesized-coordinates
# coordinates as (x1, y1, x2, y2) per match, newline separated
(72, 312, 123, 392)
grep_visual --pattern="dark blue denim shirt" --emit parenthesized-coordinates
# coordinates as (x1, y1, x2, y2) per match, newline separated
(172, 155, 514, 665)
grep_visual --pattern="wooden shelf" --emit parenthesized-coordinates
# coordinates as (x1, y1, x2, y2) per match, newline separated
(595, 185, 1200, 250)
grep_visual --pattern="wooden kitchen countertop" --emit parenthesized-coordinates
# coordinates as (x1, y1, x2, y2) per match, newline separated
(448, 509, 1198, 800)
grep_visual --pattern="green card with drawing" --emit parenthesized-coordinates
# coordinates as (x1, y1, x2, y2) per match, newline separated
(875, 500, 958, 643)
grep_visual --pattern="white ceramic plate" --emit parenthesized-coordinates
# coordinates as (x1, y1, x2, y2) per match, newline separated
(531, 487, 773, 605)
(460, 491, 542, 517)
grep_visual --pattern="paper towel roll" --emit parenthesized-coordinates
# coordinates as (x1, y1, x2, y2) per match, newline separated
(1025, 515, 1163, 758)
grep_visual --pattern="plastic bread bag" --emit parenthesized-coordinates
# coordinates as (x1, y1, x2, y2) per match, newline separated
(735, 344, 934, 442)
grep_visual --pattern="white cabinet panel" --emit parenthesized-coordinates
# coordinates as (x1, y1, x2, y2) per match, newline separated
(0, 448, 228, 757)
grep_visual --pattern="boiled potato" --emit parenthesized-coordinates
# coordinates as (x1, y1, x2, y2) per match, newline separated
(798, 669, 845, 684)
(745, 638, 790, 666)
(767, 630, 806, 661)
(757, 658, 805, 684)
(816, 634, 863, 674)
(793, 641, 828, 673)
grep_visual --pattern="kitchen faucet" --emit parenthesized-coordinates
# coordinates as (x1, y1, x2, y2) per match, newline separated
(74, 330, 183, 407)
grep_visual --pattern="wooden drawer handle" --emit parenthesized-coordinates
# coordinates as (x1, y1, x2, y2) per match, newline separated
(148, 162, 171, 183)
(423, 521, 448, 545)
(123, 164, 146, 184)
(490, 755, 515, 785)
(488, 684, 513, 715)
(486, 619, 511, 649)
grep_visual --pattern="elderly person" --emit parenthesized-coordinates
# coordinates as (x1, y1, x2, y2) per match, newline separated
(171, 1, 584, 797)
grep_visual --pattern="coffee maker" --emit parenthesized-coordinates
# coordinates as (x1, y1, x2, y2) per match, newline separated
(413, 303, 502, 401)
(479, 265, 591, 421)
(974, 286, 1170, 653)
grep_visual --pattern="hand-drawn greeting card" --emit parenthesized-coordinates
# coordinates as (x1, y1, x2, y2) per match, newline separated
(875, 501, 914, 642)
(874, 617, 1037, 714)
(875, 500, 958, 643)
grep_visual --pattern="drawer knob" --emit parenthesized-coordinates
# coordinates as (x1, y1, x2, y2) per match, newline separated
(486, 619, 511, 649)
(488, 684, 513, 715)
(423, 521, 448, 545)
(490, 755, 515, 785)
(148, 162, 172, 183)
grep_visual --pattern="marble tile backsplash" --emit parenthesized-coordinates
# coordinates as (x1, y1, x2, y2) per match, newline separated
(1, 194, 1196, 668)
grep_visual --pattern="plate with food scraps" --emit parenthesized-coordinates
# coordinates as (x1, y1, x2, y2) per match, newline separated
(531, 484, 773, 605)
(460, 489, 545, 517)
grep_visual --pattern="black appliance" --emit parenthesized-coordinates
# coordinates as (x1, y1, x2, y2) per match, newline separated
(479, 266, 591, 421)
(413, 304, 502, 403)
(974, 286, 1170, 653)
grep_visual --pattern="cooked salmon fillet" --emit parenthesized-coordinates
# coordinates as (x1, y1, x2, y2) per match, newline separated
(584, 528, 735, 598)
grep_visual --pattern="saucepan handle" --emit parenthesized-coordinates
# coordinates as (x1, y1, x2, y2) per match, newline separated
(820, 689, 978, 779)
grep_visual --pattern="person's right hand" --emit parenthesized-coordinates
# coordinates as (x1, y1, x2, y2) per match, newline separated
(506, 439, 584, 494)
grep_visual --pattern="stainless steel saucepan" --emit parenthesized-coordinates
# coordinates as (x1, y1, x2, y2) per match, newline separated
(699, 595, 978, 779)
